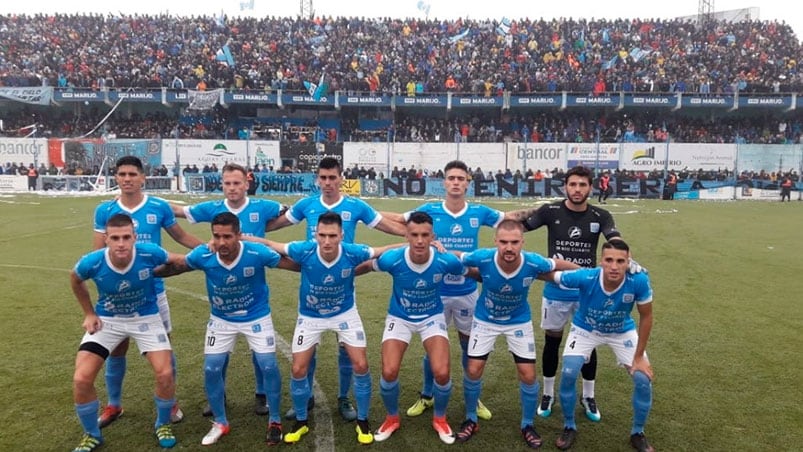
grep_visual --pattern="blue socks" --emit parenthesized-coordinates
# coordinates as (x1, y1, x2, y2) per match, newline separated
(204, 353, 228, 424)
(463, 376, 482, 422)
(520, 381, 540, 429)
(307, 351, 317, 390)
(559, 355, 585, 430)
(379, 377, 400, 416)
(154, 396, 174, 428)
(76, 399, 101, 439)
(252, 351, 265, 396)
(255, 352, 281, 423)
(338, 346, 353, 399)
(105, 356, 126, 407)
(421, 354, 434, 398)
(631, 370, 653, 435)
(433, 380, 452, 417)
(290, 376, 311, 421)
(353, 371, 372, 420)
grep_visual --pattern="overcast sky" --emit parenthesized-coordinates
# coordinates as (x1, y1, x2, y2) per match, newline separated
(2, 1, 799, 42)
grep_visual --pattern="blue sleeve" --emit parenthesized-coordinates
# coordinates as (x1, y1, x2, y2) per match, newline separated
(187, 201, 214, 223)
(375, 250, 395, 272)
(185, 246, 208, 269)
(481, 205, 504, 227)
(559, 268, 586, 289)
(157, 198, 178, 229)
(345, 243, 373, 263)
(634, 273, 654, 303)
(445, 252, 465, 275)
(355, 198, 380, 225)
(74, 252, 99, 280)
(286, 241, 310, 262)
(93, 203, 108, 232)
(287, 197, 309, 223)
(140, 243, 169, 266)
(262, 246, 282, 268)
(461, 250, 479, 267)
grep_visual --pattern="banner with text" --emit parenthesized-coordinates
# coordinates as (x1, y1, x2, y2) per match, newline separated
(0, 138, 49, 167)
(506, 142, 566, 172)
(0, 86, 53, 105)
(619, 143, 736, 171)
(162, 139, 280, 170)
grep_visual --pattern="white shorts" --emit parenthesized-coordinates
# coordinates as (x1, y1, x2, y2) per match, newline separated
(468, 318, 536, 360)
(204, 314, 276, 354)
(80, 314, 171, 354)
(156, 291, 172, 334)
(381, 313, 448, 344)
(442, 291, 479, 336)
(562, 324, 649, 367)
(540, 297, 579, 331)
(292, 308, 367, 353)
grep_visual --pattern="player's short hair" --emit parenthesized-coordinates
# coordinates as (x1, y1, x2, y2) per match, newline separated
(602, 240, 629, 253)
(222, 163, 247, 177)
(407, 211, 433, 226)
(318, 211, 342, 228)
(115, 156, 144, 172)
(496, 219, 524, 233)
(318, 157, 342, 173)
(212, 212, 241, 234)
(106, 213, 134, 229)
(444, 160, 468, 174)
(565, 165, 593, 185)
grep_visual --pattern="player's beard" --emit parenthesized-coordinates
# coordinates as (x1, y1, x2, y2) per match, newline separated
(567, 190, 590, 206)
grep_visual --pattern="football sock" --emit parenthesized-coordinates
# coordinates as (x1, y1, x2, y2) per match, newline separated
(76, 399, 101, 439)
(379, 377, 400, 416)
(338, 346, 353, 399)
(520, 381, 540, 429)
(105, 356, 126, 407)
(463, 376, 481, 423)
(631, 370, 653, 435)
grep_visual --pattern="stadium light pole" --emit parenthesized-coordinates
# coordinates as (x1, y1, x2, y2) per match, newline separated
(594, 124, 601, 175)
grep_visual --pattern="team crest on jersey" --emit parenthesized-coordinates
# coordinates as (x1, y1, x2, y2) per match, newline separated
(146, 214, 157, 224)
(225, 274, 237, 285)
(522, 277, 533, 287)
(450, 223, 463, 235)
(341, 268, 352, 278)
(249, 213, 259, 223)
(323, 274, 335, 284)
(244, 267, 255, 277)
(623, 294, 635, 304)
(116, 280, 131, 292)
(590, 222, 600, 233)
(568, 226, 582, 239)
(433, 274, 443, 283)
(469, 218, 479, 228)
(342, 211, 352, 221)
(415, 278, 427, 288)
(500, 283, 513, 293)
(138, 269, 150, 280)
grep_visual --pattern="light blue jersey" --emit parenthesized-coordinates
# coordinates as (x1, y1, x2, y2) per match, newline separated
(406, 202, 503, 296)
(557, 268, 653, 334)
(184, 198, 282, 238)
(286, 195, 381, 243)
(94, 195, 177, 294)
(373, 246, 465, 321)
(74, 243, 169, 317)
(286, 241, 374, 318)
(185, 241, 282, 322)
(461, 248, 555, 325)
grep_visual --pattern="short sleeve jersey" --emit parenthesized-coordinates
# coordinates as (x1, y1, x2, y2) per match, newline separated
(406, 202, 504, 296)
(286, 195, 381, 243)
(94, 195, 178, 294)
(74, 243, 169, 317)
(461, 248, 555, 324)
(184, 197, 282, 238)
(558, 267, 653, 334)
(373, 246, 465, 321)
(286, 241, 374, 318)
(185, 241, 281, 322)
(524, 201, 620, 301)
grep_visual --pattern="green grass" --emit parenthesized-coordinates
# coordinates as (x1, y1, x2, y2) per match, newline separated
(0, 194, 801, 451)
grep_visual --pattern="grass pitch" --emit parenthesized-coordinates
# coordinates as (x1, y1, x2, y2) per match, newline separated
(0, 193, 801, 451)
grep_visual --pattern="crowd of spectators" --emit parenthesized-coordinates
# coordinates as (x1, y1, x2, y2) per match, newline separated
(1, 13, 802, 94)
(3, 13, 803, 144)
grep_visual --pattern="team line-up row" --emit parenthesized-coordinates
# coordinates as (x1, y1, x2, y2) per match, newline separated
(68, 156, 655, 452)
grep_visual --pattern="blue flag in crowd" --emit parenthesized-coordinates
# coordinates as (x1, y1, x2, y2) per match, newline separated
(303, 73, 328, 101)
(449, 29, 470, 44)
(496, 17, 511, 36)
(416, 0, 431, 16)
(216, 45, 235, 67)
(240, 0, 255, 11)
